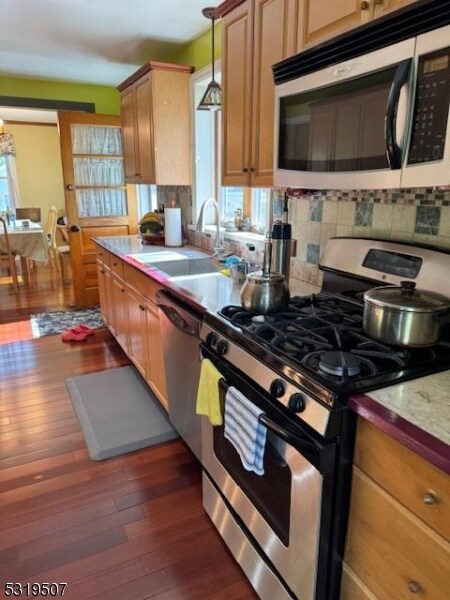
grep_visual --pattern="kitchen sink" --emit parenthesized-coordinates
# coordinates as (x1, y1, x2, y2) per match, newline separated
(155, 258, 221, 277)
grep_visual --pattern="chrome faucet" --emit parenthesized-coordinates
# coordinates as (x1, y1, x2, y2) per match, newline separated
(196, 198, 226, 257)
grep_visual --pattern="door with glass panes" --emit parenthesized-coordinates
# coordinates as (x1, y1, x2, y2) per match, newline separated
(58, 111, 137, 308)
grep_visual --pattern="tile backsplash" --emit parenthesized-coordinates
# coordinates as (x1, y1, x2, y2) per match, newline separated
(158, 184, 450, 289)
(289, 188, 450, 286)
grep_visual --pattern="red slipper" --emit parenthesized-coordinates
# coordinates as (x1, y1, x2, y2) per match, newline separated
(72, 324, 95, 336)
(61, 328, 88, 342)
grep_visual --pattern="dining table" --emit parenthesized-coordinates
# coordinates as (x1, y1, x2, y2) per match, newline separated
(2, 220, 49, 263)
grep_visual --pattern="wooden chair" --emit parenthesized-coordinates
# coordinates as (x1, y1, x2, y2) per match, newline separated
(45, 205, 59, 268)
(0, 214, 20, 292)
(57, 224, 71, 284)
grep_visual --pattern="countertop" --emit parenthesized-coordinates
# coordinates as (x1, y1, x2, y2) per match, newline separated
(93, 235, 321, 314)
(94, 236, 450, 474)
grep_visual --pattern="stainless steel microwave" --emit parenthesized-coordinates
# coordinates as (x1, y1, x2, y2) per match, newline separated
(274, 24, 450, 190)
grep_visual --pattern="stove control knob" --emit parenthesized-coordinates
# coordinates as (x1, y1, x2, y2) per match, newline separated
(288, 393, 306, 413)
(206, 332, 217, 348)
(217, 340, 229, 356)
(269, 379, 285, 398)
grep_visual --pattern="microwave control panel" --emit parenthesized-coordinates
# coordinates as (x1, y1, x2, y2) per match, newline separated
(408, 47, 450, 165)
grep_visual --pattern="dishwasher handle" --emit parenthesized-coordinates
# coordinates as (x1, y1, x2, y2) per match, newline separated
(156, 290, 202, 337)
(158, 304, 198, 336)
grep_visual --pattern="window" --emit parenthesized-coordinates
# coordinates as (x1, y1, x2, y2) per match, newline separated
(0, 156, 10, 211)
(192, 65, 271, 236)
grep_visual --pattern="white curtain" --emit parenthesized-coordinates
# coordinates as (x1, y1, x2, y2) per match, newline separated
(5, 155, 21, 212)
(0, 132, 21, 211)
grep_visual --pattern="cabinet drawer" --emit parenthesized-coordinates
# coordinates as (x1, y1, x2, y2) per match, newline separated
(95, 245, 111, 267)
(354, 419, 450, 542)
(340, 563, 378, 600)
(124, 262, 162, 303)
(345, 468, 450, 600)
(110, 254, 124, 279)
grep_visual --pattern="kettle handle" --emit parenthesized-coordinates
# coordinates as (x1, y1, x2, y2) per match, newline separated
(263, 235, 272, 277)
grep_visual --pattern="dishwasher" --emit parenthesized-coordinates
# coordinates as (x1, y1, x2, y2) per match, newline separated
(156, 289, 203, 463)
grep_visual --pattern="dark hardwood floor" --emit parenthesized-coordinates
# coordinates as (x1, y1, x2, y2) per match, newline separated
(0, 264, 257, 599)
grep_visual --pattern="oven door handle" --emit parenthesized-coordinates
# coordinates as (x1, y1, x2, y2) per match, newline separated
(259, 413, 319, 456)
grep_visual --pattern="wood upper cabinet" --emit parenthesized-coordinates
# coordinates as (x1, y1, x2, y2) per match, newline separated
(342, 418, 450, 600)
(220, 0, 301, 187)
(118, 61, 193, 185)
(299, 0, 417, 49)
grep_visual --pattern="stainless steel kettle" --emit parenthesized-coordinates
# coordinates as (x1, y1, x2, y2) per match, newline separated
(240, 236, 290, 314)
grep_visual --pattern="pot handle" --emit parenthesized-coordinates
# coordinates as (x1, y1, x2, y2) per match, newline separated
(263, 234, 272, 277)
(400, 280, 416, 296)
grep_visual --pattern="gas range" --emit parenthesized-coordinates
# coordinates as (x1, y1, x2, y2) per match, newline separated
(202, 238, 450, 432)
(213, 291, 450, 399)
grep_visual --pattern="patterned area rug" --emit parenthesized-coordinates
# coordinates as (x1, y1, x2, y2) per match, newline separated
(30, 307, 105, 337)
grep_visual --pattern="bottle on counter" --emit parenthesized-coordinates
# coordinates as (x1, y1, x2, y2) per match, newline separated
(246, 244, 257, 272)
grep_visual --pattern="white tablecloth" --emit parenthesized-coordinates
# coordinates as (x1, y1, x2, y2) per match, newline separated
(2, 223, 49, 262)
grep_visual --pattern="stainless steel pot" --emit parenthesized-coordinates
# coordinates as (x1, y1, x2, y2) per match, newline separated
(240, 237, 290, 314)
(363, 281, 450, 347)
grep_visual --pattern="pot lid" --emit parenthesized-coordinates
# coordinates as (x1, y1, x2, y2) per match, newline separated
(364, 281, 450, 313)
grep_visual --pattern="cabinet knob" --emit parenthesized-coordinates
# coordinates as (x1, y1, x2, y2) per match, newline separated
(249, 167, 255, 173)
(66, 184, 74, 191)
(407, 581, 422, 594)
(243, 167, 249, 173)
(422, 491, 437, 505)
(360, 0, 370, 9)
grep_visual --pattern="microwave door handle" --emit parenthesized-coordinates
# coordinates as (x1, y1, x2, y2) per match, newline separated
(385, 58, 412, 169)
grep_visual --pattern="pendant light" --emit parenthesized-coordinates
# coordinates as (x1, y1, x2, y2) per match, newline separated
(197, 7, 221, 110)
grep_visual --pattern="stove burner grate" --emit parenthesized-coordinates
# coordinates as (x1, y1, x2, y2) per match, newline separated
(217, 293, 450, 388)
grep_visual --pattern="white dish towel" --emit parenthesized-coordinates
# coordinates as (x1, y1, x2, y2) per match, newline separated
(224, 386, 267, 475)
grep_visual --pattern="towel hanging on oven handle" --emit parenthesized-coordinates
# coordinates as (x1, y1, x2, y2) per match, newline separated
(202, 343, 336, 475)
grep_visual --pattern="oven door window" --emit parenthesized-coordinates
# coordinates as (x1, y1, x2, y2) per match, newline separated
(214, 382, 292, 547)
(278, 66, 397, 172)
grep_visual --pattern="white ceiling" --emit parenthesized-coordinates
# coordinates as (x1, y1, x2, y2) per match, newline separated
(0, 0, 221, 86)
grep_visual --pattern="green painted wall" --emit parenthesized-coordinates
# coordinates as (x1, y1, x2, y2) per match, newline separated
(169, 23, 221, 71)
(0, 76, 120, 115)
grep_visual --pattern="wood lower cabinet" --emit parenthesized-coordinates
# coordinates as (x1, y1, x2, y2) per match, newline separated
(219, 0, 301, 187)
(342, 418, 450, 600)
(96, 246, 168, 408)
(299, 0, 417, 49)
(118, 62, 193, 185)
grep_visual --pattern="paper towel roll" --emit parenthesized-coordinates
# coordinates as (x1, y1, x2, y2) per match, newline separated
(164, 207, 182, 247)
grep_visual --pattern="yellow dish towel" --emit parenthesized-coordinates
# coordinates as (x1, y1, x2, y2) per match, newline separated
(196, 358, 223, 426)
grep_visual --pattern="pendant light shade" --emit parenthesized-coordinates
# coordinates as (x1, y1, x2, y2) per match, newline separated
(197, 7, 221, 110)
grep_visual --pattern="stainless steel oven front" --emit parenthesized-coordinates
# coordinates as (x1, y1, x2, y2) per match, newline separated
(200, 328, 340, 600)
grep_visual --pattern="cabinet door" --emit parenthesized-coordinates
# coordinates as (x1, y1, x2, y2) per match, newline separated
(222, 0, 253, 186)
(125, 285, 148, 379)
(251, 0, 299, 187)
(300, 0, 372, 48)
(97, 260, 108, 322)
(145, 299, 168, 409)
(120, 87, 139, 181)
(110, 273, 128, 351)
(135, 76, 156, 182)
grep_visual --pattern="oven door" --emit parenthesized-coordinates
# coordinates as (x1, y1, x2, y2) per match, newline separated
(200, 344, 336, 600)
